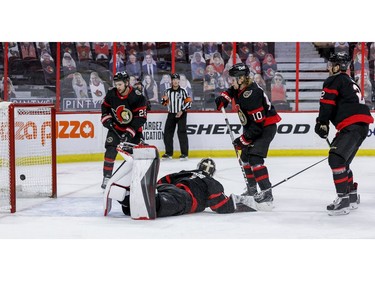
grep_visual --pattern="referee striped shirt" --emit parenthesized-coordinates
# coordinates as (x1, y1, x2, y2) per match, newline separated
(163, 86, 192, 113)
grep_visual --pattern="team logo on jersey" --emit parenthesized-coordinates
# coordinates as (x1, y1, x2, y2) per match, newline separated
(112, 105, 133, 124)
(237, 109, 247, 125)
(135, 90, 142, 96)
(243, 90, 252, 98)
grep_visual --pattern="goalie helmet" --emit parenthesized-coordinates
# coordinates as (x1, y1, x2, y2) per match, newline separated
(328, 52, 351, 71)
(113, 71, 130, 82)
(228, 63, 250, 77)
(197, 158, 216, 176)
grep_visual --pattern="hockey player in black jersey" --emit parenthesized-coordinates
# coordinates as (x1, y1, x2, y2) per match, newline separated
(215, 63, 281, 208)
(315, 52, 374, 216)
(100, 71, 147, 189)
(103, 145, 259, 218)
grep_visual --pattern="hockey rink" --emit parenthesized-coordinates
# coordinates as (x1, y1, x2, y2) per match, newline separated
(1, 156, 375, 239)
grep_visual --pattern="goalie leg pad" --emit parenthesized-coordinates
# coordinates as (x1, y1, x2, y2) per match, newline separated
(130, 146, 160, 220)
(103, 157, 133, 216)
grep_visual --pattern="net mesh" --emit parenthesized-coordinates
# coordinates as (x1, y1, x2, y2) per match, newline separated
(0, 102, 54, 212)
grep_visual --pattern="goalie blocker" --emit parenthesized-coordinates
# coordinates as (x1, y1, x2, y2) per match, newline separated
(104, 145, 260, 219)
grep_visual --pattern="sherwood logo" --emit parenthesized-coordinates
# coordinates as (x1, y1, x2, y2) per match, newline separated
(186, 124, 310, 135)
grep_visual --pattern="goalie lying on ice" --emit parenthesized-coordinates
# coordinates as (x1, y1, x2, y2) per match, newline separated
(103, 143, 258, 219)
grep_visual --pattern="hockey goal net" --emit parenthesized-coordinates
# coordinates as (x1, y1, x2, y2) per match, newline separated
(0, 102, 57, 213)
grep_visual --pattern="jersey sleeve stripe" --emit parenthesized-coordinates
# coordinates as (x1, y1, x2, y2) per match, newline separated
(320, 99, 336, 106)
(323, 87, 339, 95)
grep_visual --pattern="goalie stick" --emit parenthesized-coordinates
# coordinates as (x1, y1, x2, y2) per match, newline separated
(221, 107, 252, 191)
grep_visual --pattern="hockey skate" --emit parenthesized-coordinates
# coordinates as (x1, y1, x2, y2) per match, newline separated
(179, 154, 188, 161)
(349, 182, 360, 210)
(254, 188, 274, 211)
(161, 154, 172, 160)
(101, 176, 111, 190)
(349, 192, 360, 210)
(241, 185, 257, 196)
(327, 195, 350, 216)
(231, 194, 257, 212)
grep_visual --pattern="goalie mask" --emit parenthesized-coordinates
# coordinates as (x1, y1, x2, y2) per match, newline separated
(197, 158, 216, 176)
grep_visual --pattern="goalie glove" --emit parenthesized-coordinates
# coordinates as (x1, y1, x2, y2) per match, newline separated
(314, 118, 329, 139)
(233, 135, 252, 150)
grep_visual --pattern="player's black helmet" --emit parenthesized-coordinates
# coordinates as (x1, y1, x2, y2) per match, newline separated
(197, 158, 216, 176)
(171, 73, 180, 80)
(113, 71, 130, 82)
(228, 63, 250, 77)
(328, 52, 351, 71)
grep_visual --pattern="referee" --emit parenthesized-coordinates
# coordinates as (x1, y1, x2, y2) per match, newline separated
(161, 73, 192, 160)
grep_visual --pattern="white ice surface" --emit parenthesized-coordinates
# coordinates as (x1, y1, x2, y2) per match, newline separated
(1, 156, 375, 239)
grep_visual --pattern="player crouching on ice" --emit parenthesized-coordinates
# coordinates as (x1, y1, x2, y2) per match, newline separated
(103, 143, 261, 219)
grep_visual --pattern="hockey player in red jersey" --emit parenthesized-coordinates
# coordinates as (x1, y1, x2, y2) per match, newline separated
(315, 52, 374, 216)
(100, 71, 147, 189)
(215, 63, 281, 208)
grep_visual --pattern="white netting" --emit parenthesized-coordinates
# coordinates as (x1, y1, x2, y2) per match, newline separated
(0, 102, 55, 212)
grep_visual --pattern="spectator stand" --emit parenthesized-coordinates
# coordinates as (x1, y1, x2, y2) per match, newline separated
(270, 72, 291, 111)
(209, 52, 225, 75)
(245, 53, 261, 76)
(7, 42, 23, 76)
(203, 42, 219, 62)
(142, 54, 158, 80)
(158, 73, 171, 102)
(237, 42, 253, 62)
(75, 42, 93, 72)
(142, 42, 157, 61)
(154, 42, 171, 76)
(202, 64, 218, 110)
(262, 53, 278, 94)
(253, 42, 269, 62)
(89, 71, 109, 104)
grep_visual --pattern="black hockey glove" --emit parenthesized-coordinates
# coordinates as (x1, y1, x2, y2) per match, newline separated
(103, 118, 113, 129)
(315, 119, 329, 139)
(215, 96, 229, 111)
(120, 132, 133, 143)
(233, 135, 252, 150)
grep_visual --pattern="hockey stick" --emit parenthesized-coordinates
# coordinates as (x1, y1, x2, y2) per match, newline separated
(271, 157, 328, 188)
(109, 123, 123, 140)
(271, 138, 332, 188)
(221, 107, 252, 190)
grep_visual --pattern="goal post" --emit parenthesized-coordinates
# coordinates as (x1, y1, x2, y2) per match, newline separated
(0, 102, 57, 213)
